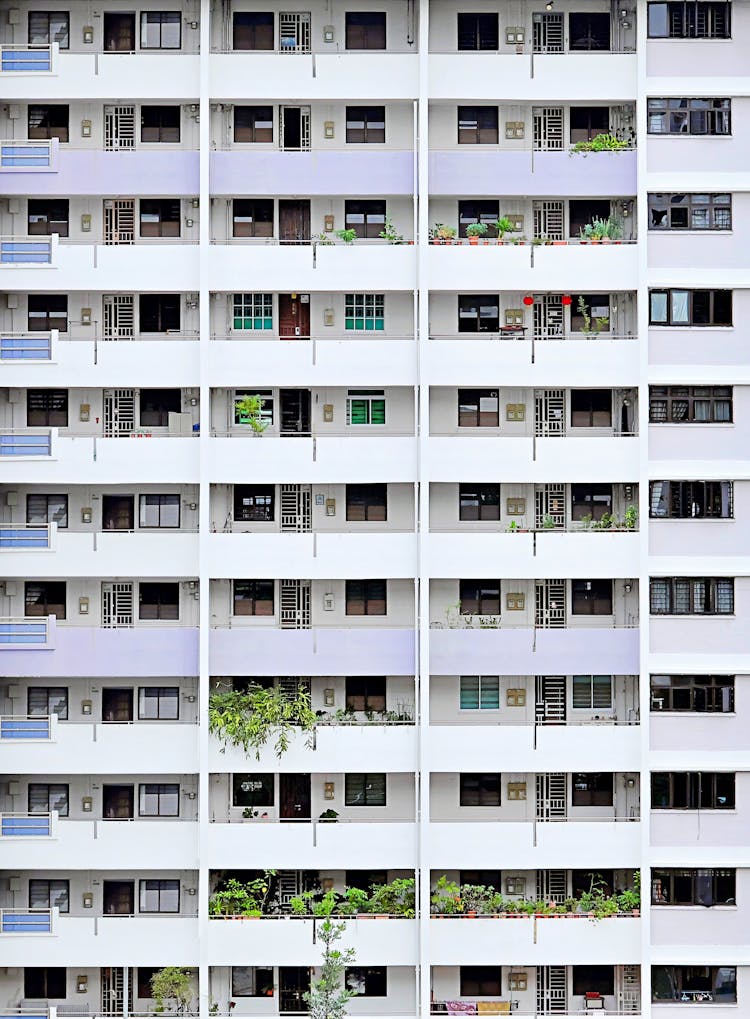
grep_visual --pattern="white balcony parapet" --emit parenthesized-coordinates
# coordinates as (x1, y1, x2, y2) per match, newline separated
(0, 523, 54, 551)
(0, 811, 56, 837)
(0, 429, 53, 457)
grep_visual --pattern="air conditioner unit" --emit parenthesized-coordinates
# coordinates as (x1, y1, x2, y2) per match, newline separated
(8, 105, 21, 120)
(6, 294, 19, 309)
(8, 877, 21, 892)
(4, 581, 19, 596)
(8, 782, 21, 796)
(8, 389, 22, 403)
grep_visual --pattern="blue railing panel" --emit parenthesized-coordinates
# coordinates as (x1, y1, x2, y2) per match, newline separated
(0, 336, 52, 360)
(0, 434, 52, 457)
(0, 145, 52, 168)
(1, 816, 51, 836)
(1, 50, 52, 72)
(1, 912, 52, 933)
(0, 718, 50, 739)
(0, 621, 49, 644)
(0, 528, 51, 549)
(0, 241, 52, 264)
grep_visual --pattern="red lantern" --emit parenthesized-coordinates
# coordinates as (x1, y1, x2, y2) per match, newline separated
(561, 294, 572, 306)
(522, 295, 534, 306)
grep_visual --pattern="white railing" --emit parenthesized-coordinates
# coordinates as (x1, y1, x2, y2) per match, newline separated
(0, 43, 55, 73)
(0, 138, 57, 170)
(0, 523, 55, 551)
(0, 330, 56, 361)
(0, 235, 56, 265)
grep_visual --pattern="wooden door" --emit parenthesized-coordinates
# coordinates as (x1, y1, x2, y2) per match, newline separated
(278, 294, 311, 338)
(279, 200, 311, 243)
(279, 773, 311, 821)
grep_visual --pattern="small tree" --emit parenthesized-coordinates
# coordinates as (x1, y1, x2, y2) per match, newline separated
(304, 891, 355, 1019)
(234, 394, 269, 435)
(150, 967, 194, 1015)
(209, 682, 316, 760)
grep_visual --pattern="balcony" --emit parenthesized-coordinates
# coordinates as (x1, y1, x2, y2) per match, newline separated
(207, 819, 416, 869)
(206, 242, 416, 292)
(210, 52, 418, 101)
(206, 916, 417, 967)
(210, 625, 414, 677)
(427, 242, 638, 292)
(426, 335, 638, 388)
(430, 149, 637, 198)
(208, 337, 416, 388)
(0, 620, 198, 678)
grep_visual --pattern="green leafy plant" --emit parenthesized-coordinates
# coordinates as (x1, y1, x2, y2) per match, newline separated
(150, 968, 194, 1014)
(458, 884, 497, 915)
(430, 875, 462, 914)
(379, 216, 404, 244)
(319, 808, 339, 822)
(234, 394, 269, 435)
(209, 873, 276, 916)
(304, 891, 355, 1019)
(506, 520, 520, 532)
(209, 682, 316, 760)
(466, 222, 489, 239)
(429, 223, 457, 242)
(493, 216, 516, 241)
(576, 296, 608, 335)
(595, 511, 614, 530)
(624, 504, 638, 530)
(335, 228, 357, 244)
(369, 877, 415, 917)
(570, 132, 629, 154)
(314, 232, 334, 246)
(542, 514, 557, 530)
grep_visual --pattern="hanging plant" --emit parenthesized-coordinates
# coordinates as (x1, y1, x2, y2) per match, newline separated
(209, 682, 316, 759)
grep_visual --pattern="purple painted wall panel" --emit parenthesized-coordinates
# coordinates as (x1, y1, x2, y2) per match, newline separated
(210, 151, 414, 196)
(210, 627, 415, 676)
(1, 151, 199, 196)
(1, 626, 199, 677)
(429, 150, 637, 197)
(431, 627, 639, 675)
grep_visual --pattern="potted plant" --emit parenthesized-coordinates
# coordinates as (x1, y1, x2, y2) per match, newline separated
(319, 808, 339, 822)
(209, 874, 275, 917)
(624, 504, 638, 530)
(369, 877, 415, 918)
(234, 394, 269, 436)
(542, 514, 556, 530)
(336, 228, 357, 244)
(459, 884, 495, 917)
(429, 223, 457, 245)
(570, 132, 629, 155)
(466, 222, 488, 245)
(378, 217, 404, 245)
(493, 216, 515, 244)
(431, 875, 462, 915)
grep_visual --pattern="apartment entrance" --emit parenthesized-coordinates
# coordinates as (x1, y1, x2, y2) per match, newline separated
(100, 967, 134, 1015)
(535, 676, 567, 724)
(103, 12, 135, 51)
(279, 774, 311, 821)
(279, 294, 310, 338)
(537, 965, 567, 1013)
(280, 106, 311, 151)
(280, 389, 311, 434)
(279, 201, 311, 243)
(279, 967, 311, 1012)
(102, 688, 134, 722)
(102, 784, 135, 819)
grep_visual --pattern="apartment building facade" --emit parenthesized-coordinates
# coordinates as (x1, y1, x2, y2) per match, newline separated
(0, 0, 747, 1015)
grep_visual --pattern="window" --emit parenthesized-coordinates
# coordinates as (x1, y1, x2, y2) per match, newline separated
(345, 773, 386, 806)
(28, 105, 69, 143)
(233, 579, 274, 616)
(652, 772, 735, 809)
(139, 783, 179, 816)
(571, 579, 613, 615)
(29, 879, 69, 913)
(345, 294, 384, 331)
(140, 11, 181, 48)
(104, 12, 135, 51)
(346, 869, 388, 891)
(138, 686, 179, 719)
(28, 295, 68, 333)
(234, 390, 273, 426)
(102, 495, 134, 531)
(458, 295, 500, 333)
(345, 200, 387, 239)
(345, 12, 386, 49)
(233, 773, 275, 807)
(649, 386, 732, 423)
(139, 494, 180, 528)
(650, 577, 734, 615)
(345, 579, 387, 615)
(648, 1, 731, 38)
(139, 294, 180, 333)
(570, 389, 612, 428)
(232, 967, 275, 997)
(459, 483, 501, 521)
(569, 12, 611, 50)
(460, 967, 502, 996)
(571, 293, 610, 333)
(25, 581, 66, 620)
(570, 106, 609, 144)
(650, 481, 733, 518)
(347, 390, 386, 425)
(652, 966, 737, 1003)
(571, 484, 612, 522)
(345, 676, 386, 712)
(457, 12, 499, 49)
(140, 388, 181, 427)
(648, 193, 732, 230)
(458, 389, 499, 427)
(234, 106, 274, 143)
(458, 106, 499, 144)
(652, 868, 735, 906)
(140, 199, 181, 239)
(572, 676, 613, 709)
(346, 483, 387, 521)
(572, 773, 614, 806)
(138, 582, 179, 620)
(233, 11, 274, 49)
(28, 686, 68, 719)
(27, 389, 68, 427)
(460, 773, 501, 806)
(139, 879, 180, 912)
(233, 200, 274, 239)
(647, 98, 731, 135)
(137, 968, 159, 999)
(460, 676, 500, 710)
(27, 494, 68, 529)
(29, 783, 69, 816)
(28, 199, 69, 238)
(345, 968, 387, 996)
(103, 880, 135, 914)
(458, 201, 500, 238)
(459, 580, 501, 615)
(233, 293, 273, 330)
(459, 870, 501, 889)
(651, 675, 734, 712)
(572, 966, 615, 996)
(25, 968, 67, 999)
(29, 11, 70, 47)
(234, 485, 275, 521)
(141, 106, 181, 143)
(649, 289, 732, 326)
(346, 106, 385, 144)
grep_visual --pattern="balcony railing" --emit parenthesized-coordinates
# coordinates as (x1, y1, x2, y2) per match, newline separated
(0, 812, 54, 836)
(0, 524, 54, 550)
(0, 617, 51, 645)
(0, 139, 56, 169)
(0, 715, 52, 740)
(0, 907, 53, 934)
(0, 331, 55, 361)
(0, 44, 54, 72)
(0, 236, 55, 264)
(0, 430, 53, 456)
